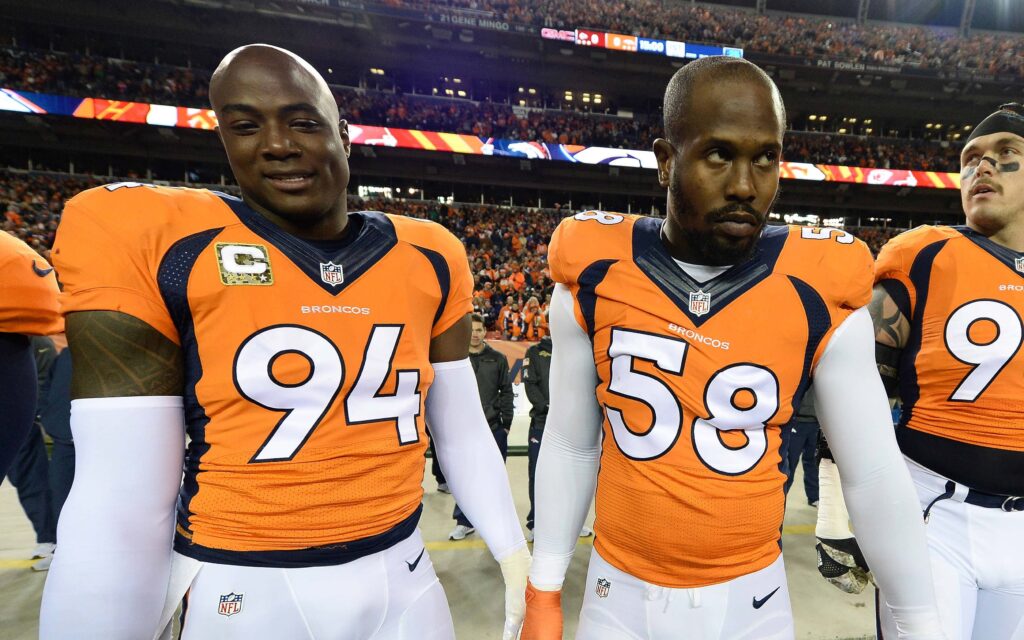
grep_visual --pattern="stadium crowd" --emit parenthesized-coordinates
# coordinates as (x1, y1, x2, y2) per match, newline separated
(3, 168, 904, 339)
(2, 47, 965, 171)
(388, 0, 1024, 77)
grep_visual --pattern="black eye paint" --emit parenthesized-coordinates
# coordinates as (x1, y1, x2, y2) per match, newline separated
(962, 166, 977, 179)
(999, 162, 1020, 173)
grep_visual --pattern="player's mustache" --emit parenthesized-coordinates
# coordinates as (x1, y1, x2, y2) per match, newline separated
(707, 204, 764, 224)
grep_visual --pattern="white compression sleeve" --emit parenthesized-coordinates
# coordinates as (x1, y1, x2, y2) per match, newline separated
(813, 308, 943, 637)
(39, 396, 185, 640)
(426, 359, 526, 561)
(528, 284, 604, 590)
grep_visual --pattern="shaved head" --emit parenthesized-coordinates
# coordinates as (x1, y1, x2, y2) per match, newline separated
(663, 56, 785, 144)
(210, 44, 339, 122)
(210, 43, 351, 240)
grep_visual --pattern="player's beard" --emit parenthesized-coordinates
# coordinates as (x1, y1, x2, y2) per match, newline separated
(668, 176, 777, 266)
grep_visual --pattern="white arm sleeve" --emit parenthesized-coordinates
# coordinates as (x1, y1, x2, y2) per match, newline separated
(814, 307, 943, 636)
(39, 396, 185, 640)
(528, 284, 604, 590)
(426, 359, 526, 561)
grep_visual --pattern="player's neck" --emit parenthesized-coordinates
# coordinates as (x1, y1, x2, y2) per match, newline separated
(469, 343, 486, 354)
(245, 197, 350, 241)
(970, 219, 1024, 252)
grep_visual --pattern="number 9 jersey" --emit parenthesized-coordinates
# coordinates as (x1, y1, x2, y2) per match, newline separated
(875, 225, 1024, 497)
(52, 184, 473, 566)
(548, 212, 874, 588)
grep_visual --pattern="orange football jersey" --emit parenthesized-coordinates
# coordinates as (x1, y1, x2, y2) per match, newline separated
(53, 183, 472, 565)
(0, 231, 62, 336)
(876, 225, 1024, 495)
(549, 211, 873, 588)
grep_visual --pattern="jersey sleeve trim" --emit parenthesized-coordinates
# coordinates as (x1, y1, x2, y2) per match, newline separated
(61, 287, 180, 344)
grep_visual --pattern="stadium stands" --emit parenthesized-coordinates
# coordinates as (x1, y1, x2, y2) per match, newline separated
(384, 0, 1024, 77)
(1, 47, 965, 171)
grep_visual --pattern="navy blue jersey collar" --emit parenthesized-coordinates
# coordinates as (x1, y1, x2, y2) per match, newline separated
(954, 225, 1024, 280)
(216, 194, 398, 296)
(632, 218, 789, 327)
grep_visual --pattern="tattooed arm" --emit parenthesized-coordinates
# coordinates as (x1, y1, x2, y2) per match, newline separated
(40, 311, 186, 639)
(868, 284, 911, 400)
(66, 311, 183, 399)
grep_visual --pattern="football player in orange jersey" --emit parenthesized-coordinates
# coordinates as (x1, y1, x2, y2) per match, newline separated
(39, 44, 530, 640)
(817, 103, 1024, 639)
(0, 232, 62, 478)
(521, 56, 946, 640)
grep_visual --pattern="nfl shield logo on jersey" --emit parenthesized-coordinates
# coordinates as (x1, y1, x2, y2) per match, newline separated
(595, 578, 611, 598)
(320, 261, 345, 286)
(1015, 256, 1024, 273)
(218, 592, 243, 617)
(689, 290, 711, 317)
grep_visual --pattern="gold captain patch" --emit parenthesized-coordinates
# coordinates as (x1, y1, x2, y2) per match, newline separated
(216, 243, 274, 286)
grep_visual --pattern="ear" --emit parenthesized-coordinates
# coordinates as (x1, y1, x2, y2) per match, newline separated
(653, 138, 675, 189)
(339, 119, 351, 158)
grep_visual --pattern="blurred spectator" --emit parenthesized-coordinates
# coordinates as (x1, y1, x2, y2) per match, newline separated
(6, 336, 58, 570)
(782, 385, 821, 507)
(449, 313, 515, 540)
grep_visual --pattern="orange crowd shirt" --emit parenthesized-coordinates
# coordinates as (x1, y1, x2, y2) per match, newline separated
(53, 183, 472, 565)
(549, 211, 873, 587)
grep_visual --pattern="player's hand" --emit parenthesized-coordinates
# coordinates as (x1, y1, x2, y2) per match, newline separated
(520, 580, 563, 640)
(816, 536, 875, 594)
(498, 546, 532, 640)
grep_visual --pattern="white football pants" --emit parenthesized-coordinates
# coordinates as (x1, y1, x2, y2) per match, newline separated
(157, 528, 454, 640)
(576, 549, 793, 639)
(878, 457, 1024, 639)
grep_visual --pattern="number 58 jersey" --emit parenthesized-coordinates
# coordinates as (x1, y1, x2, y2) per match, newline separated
(53, 184, 472, 566)
(549, 212, 874, 588)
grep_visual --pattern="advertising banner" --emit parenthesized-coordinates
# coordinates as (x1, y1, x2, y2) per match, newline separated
(0, 88, 961, 190)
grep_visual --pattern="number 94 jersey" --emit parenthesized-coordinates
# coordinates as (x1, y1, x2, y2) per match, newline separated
(53, 184, 472, 566)
(549, 211, 873, 588)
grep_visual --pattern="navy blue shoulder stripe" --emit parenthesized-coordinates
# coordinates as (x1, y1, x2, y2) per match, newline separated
(156, 228, 221, 534)
(788, 276, 832, 421)
(898, 238, 951, 427)
(413, 245, 452, 328)
(577, 260, 617, 339)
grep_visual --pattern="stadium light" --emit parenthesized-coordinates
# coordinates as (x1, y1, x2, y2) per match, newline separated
(518, 87, 525, 93)
(926, 123, 934, 129)
(457, 90, 466, 97)
(819, 115, 828, 121)
(864, 118, 873, 124)
(809, 115, 818, 121)
(528, 88, 537, 95)
(964, 125, 972, 130)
